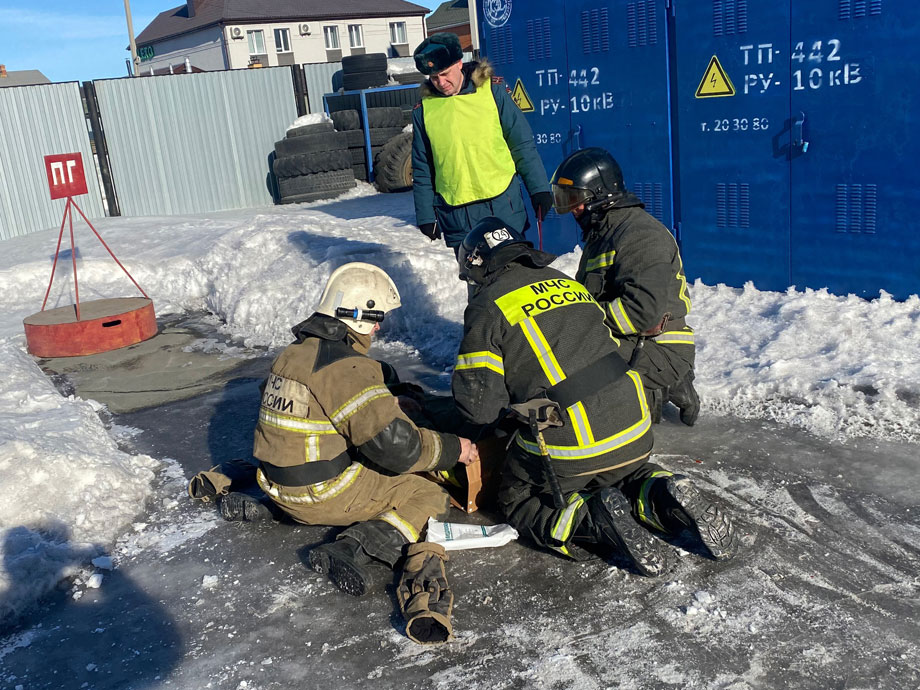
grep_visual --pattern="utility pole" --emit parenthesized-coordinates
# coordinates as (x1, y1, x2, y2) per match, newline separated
(124, 0, 140, 76)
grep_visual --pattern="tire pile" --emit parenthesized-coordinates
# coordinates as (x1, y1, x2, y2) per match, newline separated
(272, 121, 355, 204)
(331, 107, 406, 182)
(341, 53, 389, 91)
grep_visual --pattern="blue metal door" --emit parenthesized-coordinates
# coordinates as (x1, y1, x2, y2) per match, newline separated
(479, 0, 575, 255)
(789, 2, 920, 299)
(673, 1, 792, 291)
(478, 0, 672, 255)
(564, 0, 673, 230)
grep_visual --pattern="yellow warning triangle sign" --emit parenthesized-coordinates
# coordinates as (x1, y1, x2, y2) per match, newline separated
(695, 56, 735, 98)
(511, 78, 535, 112)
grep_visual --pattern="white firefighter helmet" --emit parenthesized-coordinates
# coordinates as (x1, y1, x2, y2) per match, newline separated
(315, 262, 401, 334)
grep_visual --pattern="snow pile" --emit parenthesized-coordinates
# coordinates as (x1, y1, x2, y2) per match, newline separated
(0, 340, 156, 623)
(694, 282, 920, 442)
(284, 112, 332, 134)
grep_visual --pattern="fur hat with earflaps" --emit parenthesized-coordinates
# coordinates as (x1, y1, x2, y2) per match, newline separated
(413, 32, 463, 75)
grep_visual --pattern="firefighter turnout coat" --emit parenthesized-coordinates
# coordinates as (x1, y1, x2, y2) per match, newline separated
(452, 252, 654, 479)
(576, 196, 695, 390)
(253, 314, 458, 539)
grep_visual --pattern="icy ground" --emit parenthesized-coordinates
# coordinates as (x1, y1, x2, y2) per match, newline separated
(0, 185, 918, 688)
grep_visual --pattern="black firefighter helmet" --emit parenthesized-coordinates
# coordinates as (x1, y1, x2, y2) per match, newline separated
(550, 147, 626, 214)
(458, 217, 531, 286)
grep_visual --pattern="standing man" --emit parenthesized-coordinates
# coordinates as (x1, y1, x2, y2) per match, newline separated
(411, 32, 553, 253)
(252, 262, 477, 598)
(551, 147, 701, 426)
(451, 219, 736, 572)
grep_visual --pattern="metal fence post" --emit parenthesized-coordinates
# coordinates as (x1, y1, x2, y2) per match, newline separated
(82, 81, 121, 217)
(291, 64, 308, 117)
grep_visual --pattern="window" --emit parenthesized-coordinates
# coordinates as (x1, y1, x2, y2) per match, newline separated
(389, 21, 407, 45)
(323, 25, 339, 50)
(246, 30, 265, 55)
(274, 28, 291, 53)
(348, 24, 364, 48)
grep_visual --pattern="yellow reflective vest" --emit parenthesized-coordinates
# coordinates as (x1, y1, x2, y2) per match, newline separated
(422, 81, 516, 206)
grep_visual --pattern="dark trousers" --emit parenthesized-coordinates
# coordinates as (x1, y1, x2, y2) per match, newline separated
(498, 444, 663, 554)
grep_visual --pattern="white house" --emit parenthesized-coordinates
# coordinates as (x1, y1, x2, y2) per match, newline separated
(135, 0, 429, 75)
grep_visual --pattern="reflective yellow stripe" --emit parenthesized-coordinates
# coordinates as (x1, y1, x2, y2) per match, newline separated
(676, 253, 692, 313)
(306, 434, 319, 463)
(607, 297, 637, 335)
(637, 470, 673, 531)
(377, 510, 419, 542)
(550, 491, 588, 544)
(495, 278, 595, 326)
(655, 329, 695, 346)
(259, 409, 337, 434)
(256, 463, 363, 503)
(331, 385, 391, 425)
(455, 350, 505, 376)
(516, 372, 651, 460)
(585, 250, 616, 272)
(520, 318, 565, 384)
(567, 401, 594, 446)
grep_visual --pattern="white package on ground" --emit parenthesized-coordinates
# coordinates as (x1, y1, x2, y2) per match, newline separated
(426, 518, 519, 551)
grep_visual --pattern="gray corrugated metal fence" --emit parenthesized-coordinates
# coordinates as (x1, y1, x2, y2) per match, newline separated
(0, 82, 105, 241)
(93, 68, 297, 217)
(303, 62, 342, 114)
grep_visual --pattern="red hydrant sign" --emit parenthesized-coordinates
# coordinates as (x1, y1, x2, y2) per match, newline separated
(44, 153, 88, 199)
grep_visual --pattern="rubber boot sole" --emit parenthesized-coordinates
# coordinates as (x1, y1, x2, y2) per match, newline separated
(596, 488, 668, 577)
(308, 546, 373, 597)
(665, 476, 737, 560)
(220, 492, 272, 522)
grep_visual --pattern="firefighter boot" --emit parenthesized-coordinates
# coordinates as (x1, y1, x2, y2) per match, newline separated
(309, 520, 407, 596)
(308, 536, 390, 597)
(583, 487, 668, 577)
(219, 491, 273, 522)
(637, 472, 737, 561)
(667, 371, 700, 426)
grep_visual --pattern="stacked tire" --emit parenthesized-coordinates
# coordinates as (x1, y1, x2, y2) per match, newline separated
(393, 71, 427, 85)
(373, 131, 413, 193)
(331, 107, 405, 182)
(342, 53, 389, 91)
(272, 121, 355, 204)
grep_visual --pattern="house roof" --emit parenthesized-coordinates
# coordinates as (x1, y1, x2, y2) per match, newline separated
(0, 69, 52, 88)
(426, 0, 469, 32)
(137, 0, 430, 45)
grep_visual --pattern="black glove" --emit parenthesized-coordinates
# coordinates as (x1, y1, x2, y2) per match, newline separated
(419, 222, 441, 240)
(530, 191, 554, 221)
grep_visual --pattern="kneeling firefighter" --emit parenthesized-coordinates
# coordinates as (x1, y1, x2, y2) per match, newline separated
(551, 147, 700, 426)
(451, 219, 737, 574)
(253, 262, 476, 641)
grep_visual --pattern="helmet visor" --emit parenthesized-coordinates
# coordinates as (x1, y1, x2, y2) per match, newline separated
(552, 184, 592, 214)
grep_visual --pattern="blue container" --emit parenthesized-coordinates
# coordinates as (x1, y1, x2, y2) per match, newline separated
(480, 0, 920, 298)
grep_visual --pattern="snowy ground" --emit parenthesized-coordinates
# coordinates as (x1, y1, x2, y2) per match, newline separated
(0, 185, 919, 688)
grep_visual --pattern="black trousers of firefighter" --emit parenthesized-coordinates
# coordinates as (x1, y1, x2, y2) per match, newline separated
(497, 445, 666, 558)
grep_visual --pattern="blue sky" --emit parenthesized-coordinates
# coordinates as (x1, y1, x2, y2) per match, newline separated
(0, 1, 442, 83)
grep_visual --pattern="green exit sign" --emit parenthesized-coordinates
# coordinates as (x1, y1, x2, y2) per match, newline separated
(139, 45, 155, 62)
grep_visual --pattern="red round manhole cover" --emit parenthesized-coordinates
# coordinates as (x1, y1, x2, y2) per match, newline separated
(23, 297, 158, 358)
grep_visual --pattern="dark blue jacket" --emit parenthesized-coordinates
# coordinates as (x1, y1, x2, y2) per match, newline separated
(412, 61, 550, 247)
